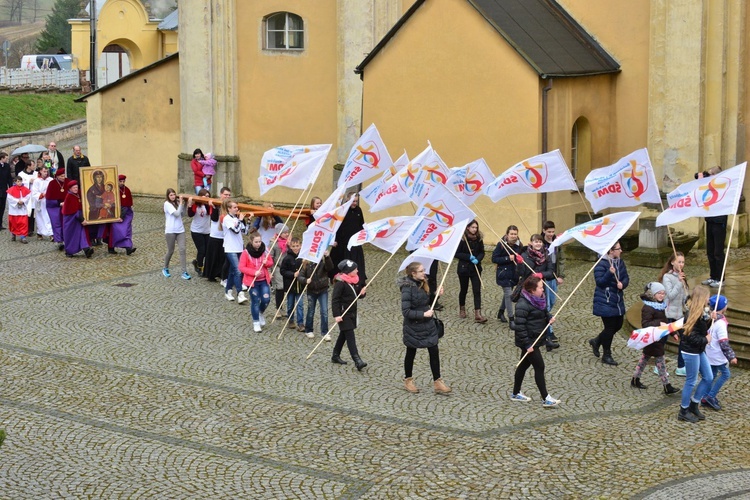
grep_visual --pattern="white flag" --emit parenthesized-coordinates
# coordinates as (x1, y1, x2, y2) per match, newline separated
(347, 215, 423, 253)
(627, 318, 683, 350)
(369, 153, 419, 212)
(300, 195, 354, 263)
(258, 146, 331, 195)
(656, 162, 747, 227)
(407, 146, 452, 203)
(547, 211, 640, 256)
(446, 158, 495, 206)
(338, 124, 393, 189)
(584, 149, 661, 213)
(485, 150, 577, 202)
(406, 183, 476, 250)
(399, 219, 471, 272)
(260, 144, 331, 177)
(360, 153, 407, 209)
(315, 184, 349, 220)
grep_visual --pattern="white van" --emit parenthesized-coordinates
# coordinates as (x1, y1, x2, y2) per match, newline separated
(20, 54, 73, 71)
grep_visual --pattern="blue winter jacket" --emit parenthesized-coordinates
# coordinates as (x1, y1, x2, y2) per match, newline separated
(592, 257, 629, 317)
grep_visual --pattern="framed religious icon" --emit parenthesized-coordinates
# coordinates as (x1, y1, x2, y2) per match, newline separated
(80, 165, 121, 224)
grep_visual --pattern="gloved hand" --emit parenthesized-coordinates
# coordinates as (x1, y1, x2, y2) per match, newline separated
(533, 272, 543, 279)
(515, 254, 524, 263)
(470, 256, 479, 265)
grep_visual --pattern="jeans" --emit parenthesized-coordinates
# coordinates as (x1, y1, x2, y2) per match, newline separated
(287, 291, 304, 326)
(194, 185, 202, 194)
(224, 252, 242, 294)
(706, 363, 731, 399)
(499, 286, 514, 318)
(545, 279, 558, 337)
(305, 291, 329, 334)
(680, 352, 714, 408)
(249, 281, 271, 321)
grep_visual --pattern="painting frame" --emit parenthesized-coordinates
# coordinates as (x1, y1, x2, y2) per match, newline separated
(80, 165, 121, 224)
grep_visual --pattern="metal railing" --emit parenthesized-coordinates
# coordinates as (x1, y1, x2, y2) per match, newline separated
(0, 68, 81, 90)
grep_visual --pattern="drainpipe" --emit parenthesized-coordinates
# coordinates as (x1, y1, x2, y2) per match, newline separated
(541, 77, 553, 225)
(90, 0, 97, 90)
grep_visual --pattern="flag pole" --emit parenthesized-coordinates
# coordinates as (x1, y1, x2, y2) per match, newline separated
(515, 253, 606, 368)
(713, 211, 738, 305)
(462, 235, 484, 289)
(576, 189, 594, 221)
(430, 259, 453, 310)
(266, 184, 314, 286)
(306, 253, 396, 360)
(277, 260, 320, 340)
(656, 196, 678, 258)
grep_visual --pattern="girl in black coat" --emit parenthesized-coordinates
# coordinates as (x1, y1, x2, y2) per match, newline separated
(511, 276, 559, 407)
(398, 262, 451, 395)
(331, 259, 367, 370)
(455, 219, 487, 323)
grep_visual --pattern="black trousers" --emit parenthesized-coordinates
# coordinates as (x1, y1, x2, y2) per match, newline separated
(458, 274, 482, 309)
(333, 328, 359, 358)
(706, 221, 727, 280)
(404, 346, 441, 380)
(513, 347, 547, 399)
(595, 315, 624, 354)
(0, 196, 6, 228)
(427, 260, 439, 304)
(191, 232, 210, 269)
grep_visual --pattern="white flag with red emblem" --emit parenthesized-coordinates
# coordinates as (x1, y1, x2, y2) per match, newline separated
(347, 215, 423, 253)
(446, 158, 495, 206)
(655, 162, 747, 227)
(627, 318, 684, 350)
(360, 153, 408, 209)
(368, 151, 423, 212)
(406, 183, 476, 250)
(300, 194, 355, 263)
(338, 124, 393, 189)
(485, 150, 577, 202)
(259, 145, 332, 195)
(399, 219, 471, 272)
(584, 149, 661, 213)
(407, 146, 452, 203)
(547, 211, 640, 256)
(259, 144, 331, 178)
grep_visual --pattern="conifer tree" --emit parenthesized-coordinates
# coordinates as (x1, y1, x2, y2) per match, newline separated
(35, 0, 82, 53)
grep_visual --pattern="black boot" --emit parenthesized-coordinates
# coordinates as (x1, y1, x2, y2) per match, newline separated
(84, 248, 94, 258)
(688, 401, 705, 421)
(678, 406, 698, 423)
(352, 354, 367, 371)
(331, 353, 348, 365)
(108, 248, 116, 254)
(588, 338, 601, 358)
(663, 384, 680, 395)
(126, 247, 137, 256)
(545, 339, 560, 352)
(497, 309, 507, 322)
(630, 377, 647, 389)
(601, 353, 618, 366)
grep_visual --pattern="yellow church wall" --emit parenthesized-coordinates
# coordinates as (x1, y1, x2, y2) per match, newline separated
(87, 57, 181, 195)
(361, 0, 613, 243)
(235, 1, 340, 202)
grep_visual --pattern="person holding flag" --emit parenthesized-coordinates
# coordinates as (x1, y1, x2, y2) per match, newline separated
(330, 194, 367, 285)
(629, 282, 680, 395)
(454, 220, 487, 323)
(331, 259, 368, 371)
(696, 166, 727, 288)
(677, 285, 714, 423)
(398, 262, 451, 395)
(588, 241, 629, 366)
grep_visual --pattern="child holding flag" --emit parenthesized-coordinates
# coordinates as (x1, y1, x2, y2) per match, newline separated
(701, 295, 736, 410)
(630, 282, 679, 394)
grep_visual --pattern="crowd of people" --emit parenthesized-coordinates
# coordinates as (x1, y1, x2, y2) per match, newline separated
(1, 143, 136, 258)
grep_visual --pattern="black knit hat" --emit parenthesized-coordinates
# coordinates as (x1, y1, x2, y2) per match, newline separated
(338, 259, 358, 273)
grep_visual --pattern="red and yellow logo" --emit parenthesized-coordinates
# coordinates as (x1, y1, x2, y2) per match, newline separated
(621, 160, 648, 200)
(422, 202, 455, 226)
(695, 176, 731, 210)
(581, 217, 615, 238)
(352, 142, 381, 169)
(515, 160, 547, 190)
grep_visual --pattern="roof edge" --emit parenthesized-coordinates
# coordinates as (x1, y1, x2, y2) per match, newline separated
(354, 0, 427, 78)
(75, 52, 179, 102)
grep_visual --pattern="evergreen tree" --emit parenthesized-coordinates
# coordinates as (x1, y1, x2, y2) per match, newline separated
(34, 0, 82, 54)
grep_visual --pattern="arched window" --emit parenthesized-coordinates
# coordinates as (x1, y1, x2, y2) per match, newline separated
(265, 12, 304, 50)
(571, 116, 591, 183)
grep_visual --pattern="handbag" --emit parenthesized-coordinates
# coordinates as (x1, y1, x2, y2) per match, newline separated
(433, 315, 445, 338)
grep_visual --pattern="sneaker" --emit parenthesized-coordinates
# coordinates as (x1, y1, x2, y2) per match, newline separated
(181, 272, 192, 280)
(225, 291, 235, 301)
(701, 395, 722, 410)
(305, 331, 315, 339)
(162, 268, 171, 278)
(701, 278, 713, 285)
(237, 291, 249, 304)
(710, 280, 723, 288)
(220, 279, 227, 287)
(259, 315, 266, 327)
(192, 259, 199, 273)
(323, 334, 332, 342)
(675, 367, 686, 377)
(653, 366, 668, 376)
(510, 392, 531, 402)
(253, 321, 262, 333)
(542, 395, 560, 408)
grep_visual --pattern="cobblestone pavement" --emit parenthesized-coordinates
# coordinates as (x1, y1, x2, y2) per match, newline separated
(1, 198, 749, 499)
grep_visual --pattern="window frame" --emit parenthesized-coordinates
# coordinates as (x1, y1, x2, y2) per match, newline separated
(264, 12, 305, 51)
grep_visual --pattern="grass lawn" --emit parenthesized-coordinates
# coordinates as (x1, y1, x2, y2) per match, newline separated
(0, 94, 86, 134)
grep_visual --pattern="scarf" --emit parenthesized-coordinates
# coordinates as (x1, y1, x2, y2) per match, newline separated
(643, 300, 666, 311)
(246, 242, 267, 258)
(526, 246, 546, 267)
(522, 289, 547, 310)
(335, 272, 359, 285)
(277, 236, 288, 254)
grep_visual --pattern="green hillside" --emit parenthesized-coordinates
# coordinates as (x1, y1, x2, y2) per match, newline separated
(0, 93, 85, 134)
